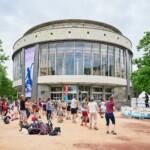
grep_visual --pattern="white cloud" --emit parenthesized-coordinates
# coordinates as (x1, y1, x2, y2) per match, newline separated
(0, 0, 150, 79)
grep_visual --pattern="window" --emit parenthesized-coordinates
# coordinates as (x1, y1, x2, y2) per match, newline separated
(56, 43, 65, 75)
(93, 43, 101, 75)
(101, 44, 108, 76)
(65, 42, 74, 75)
(108, 46, 114, 76)
(93, 87, 102, 92)
(13, 50, 22, 80)
(51, 87, 62, 92)
(84, 43, 92, 75)
(75, 42, 84, 75)
(40, 44, 48, 76)
(115, 47, 120, 77)
(120, 49, 125, 78)
(48, 43, 56, 75)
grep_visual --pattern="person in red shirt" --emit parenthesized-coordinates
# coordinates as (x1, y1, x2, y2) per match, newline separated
(2, 99, 7, 117)
(105, 96, 117, 135)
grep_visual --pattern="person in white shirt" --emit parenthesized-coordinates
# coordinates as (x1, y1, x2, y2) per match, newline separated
(88, 97, 99, 130)
(99, 99, 106, 118)
(71, 97, 78, 123)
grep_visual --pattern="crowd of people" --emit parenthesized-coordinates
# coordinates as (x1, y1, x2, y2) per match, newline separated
(0, 95, 117, 135)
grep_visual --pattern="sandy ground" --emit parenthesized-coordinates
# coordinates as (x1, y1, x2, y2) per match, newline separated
(0, 112, 150, 150)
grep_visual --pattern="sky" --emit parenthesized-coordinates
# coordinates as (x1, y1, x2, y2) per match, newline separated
(0, 0, 150, 80)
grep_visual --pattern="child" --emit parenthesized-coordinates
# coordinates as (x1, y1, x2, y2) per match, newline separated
(57, 106, 63, 123)
(66, 103, 71, 120)
(10, 106, 15, 121)
(99, 99, 106, 118)
(81, 103, 89, 127)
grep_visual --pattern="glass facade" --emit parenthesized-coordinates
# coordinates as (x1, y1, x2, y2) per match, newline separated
(39, 41, 129, 78)
(13, 41, 132, 82)
(13, 50, 22, 81)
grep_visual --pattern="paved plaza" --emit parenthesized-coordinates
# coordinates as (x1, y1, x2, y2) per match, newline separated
(0, 112, 150, 150)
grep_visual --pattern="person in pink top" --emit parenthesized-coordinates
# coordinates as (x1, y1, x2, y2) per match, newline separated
(105, 96, 117, 135)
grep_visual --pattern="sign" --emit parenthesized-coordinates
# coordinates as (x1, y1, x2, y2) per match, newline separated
(25, 47, 35, 97)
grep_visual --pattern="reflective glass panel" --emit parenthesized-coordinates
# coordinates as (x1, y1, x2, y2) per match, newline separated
(108, 46, 114, 76)
(48, 43, 56, 75)
(40, 44, 48, 76)
(84, 43, 92, 75)
(75, 42, 84, 75)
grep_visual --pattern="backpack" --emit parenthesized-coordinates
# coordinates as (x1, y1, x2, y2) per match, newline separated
(28, 128, 41, 135)
(40, 123, 49, 135)
(4, 116, 10, 124)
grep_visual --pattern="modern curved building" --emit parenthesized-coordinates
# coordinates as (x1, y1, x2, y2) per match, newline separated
(12, 19, 133, 104)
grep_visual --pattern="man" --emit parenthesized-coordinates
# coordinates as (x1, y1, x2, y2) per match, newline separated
(81, 96, 88, 126)
(19, 95, 27, 124)
(145, 93, 149, 108)
(71, 97, 78, 123)
(46, 98, 52, 120)
(82, 96, 88, 108)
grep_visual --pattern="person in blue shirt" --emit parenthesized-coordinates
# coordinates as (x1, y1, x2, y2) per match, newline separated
(46, 98, 52, 120)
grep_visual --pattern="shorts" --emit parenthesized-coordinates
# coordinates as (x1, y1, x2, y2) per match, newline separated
(82, 111, 88, 117)
(71, 108, 77, 114)
(20, 110, 27, 118)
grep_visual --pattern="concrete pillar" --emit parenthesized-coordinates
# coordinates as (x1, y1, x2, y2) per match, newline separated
(125, 49, 131, 102)
(21, 48, 25, 95)
(102, 86, 105, 100)
(90, 85, 93, 98)
(31, 44, 39, 100)
(76, 85, 79, 101)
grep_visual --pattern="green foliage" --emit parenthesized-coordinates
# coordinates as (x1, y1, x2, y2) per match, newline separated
(0, 39, 9, 64)
(0, 39, 17, 100)
(131, 32, 150, 94)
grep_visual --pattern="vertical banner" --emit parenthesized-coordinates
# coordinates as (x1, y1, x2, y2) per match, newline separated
(64, 85, 68, 104)
(25, 47, 35, 97)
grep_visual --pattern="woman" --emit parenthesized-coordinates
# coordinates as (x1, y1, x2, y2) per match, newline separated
(61, 100, 67, 116)
(25, 98, 31, 119)
(2, 99, 7, 117)
(99, 99, 106, 118)
(105, 96, 117, 135)
(88, 97, 99, 130)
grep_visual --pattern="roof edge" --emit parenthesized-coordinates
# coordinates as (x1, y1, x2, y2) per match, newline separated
(23, 19, 122, 36)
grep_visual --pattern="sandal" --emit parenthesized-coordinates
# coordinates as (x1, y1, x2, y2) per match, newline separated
(106, 131, 110, 134)
(93, 127, 99, 130)
(111, 131, 117, 135)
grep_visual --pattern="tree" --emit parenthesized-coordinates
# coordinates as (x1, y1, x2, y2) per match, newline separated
(0, 39, 17, 99)
(131, 32, 150, 94)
